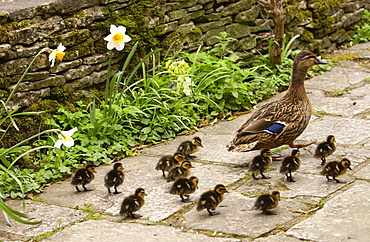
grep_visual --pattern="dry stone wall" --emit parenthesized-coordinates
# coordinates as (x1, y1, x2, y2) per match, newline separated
(0, 0, 369, 108)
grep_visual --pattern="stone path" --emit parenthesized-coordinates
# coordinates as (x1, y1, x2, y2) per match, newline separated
(1, 42, 370, 242)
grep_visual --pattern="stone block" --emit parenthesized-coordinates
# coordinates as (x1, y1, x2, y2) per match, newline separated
(50, 59, 83, 74)
(168, 9, 187, 21)
(14, 75, 66, 92)
(221, 0, 253, 17)
(63, 65, 95, 81)
(225, 23, 251, 39)
(178, 22, 195, 34)
(162, 21, 179, 34)
(198, 16, 232, 32)
(179, 10, 205, 24)
(9, 26, 40, 45)
(234, 5, 259, 23)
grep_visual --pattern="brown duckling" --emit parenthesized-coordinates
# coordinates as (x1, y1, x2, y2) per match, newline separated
(71, 163, 96, 192)
(104, 162, 124, 194)
(197, 184, 228, 216)
(169, 176, 199, 202)
(227, 51, 327, 153)
(321, 158, 352, 183)
(155, 151, 184, 177)
(248, 149, 272, 179)
(314, 135, 337, 165)
(280, 149, 301, 182)
(252, 191, 280, 215)
(177, 136, 203, 159)
(120, 188, 147, 218)
(166, 160, 194, 182)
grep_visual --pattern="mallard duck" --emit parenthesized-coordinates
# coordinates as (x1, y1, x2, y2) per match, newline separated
(177, 136, 203, 159)
(314, 135, 337, 165)
(252, 191, 280, 215)
(280, 149, 301, 182)
(70, 163, 96, 192)
(169, 176, 199, 202)
(321, 158, 352, 183)
(248, 149, 272, 179)
(197, 184, 228, 216)
(119, 188, 147, 218)
(166, 160, 194, 182)
(155, 151, 184, 177)
(227, 51, 327, 152)
(104, 162, 124, 194)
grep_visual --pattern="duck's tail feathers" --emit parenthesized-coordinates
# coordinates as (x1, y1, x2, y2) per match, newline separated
(226, 141, 258, 152)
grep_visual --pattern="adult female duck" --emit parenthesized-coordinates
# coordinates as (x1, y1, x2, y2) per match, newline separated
(227, 51, 327, 152)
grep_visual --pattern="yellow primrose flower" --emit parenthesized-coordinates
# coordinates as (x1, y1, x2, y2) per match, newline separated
(104, 25, 132, 51)
(54, 127, 78, 148)
(49, 43, 66, 67)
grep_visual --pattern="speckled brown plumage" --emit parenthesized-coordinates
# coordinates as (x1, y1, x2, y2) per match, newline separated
(321, 158, 352, 183)
(155, 152, 184, 177)
(227, 51, 327, 152)
(314, 135, 337, 165)
(71, 163, 96, 192)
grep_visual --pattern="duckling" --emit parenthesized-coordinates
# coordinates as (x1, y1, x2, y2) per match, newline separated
(166, 160, 194, 182)
(169, 176, 199, 202)
(104, 162, 124, 194)
(314, 135, 337, 165)
(71, 163, 96, 192)
(177, 136, 203, 159)
(155, 152, 184, 177)
(280, 149, 301, 182)
(197, 184, 228, 216)
(321, 158, 352, 183)
(252, 191, 280, 215)
(227, 51, 327, 153)
(248, 149, 272, 179)
(119, 188, 147, 218)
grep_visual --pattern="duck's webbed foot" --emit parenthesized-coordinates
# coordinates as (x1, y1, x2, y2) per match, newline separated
(289, 140, 316, 149)
(207, 209, 220, 216)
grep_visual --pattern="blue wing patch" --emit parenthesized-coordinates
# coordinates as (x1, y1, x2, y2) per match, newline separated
(265, 122, 285, 135)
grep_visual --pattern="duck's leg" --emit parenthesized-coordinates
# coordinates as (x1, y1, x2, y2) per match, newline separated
(333, 177, 343, 183)
(128, 213, 142, 219)
(180, 195, 188, 203)
(272, 154, 284, 161)
(326, 176, 333, 182)
(161, 170, 166, 177)
(252, 173, 259, 180)
(289, 140, 316, 149)
(320, 158, 326, 166)
(207, 208, 220, 216)
(260, 172, 270, 179)
(75, 186, 81, 192)
(113, 186, 121, 194)
(82, 184, 93, 191)
(288, 171, 296, 182)
(263, 210, 277, 215)
(107, 187, 112, 194)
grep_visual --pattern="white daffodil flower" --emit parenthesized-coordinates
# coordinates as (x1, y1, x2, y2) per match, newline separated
(48, 43, 66, 67)
(104, 25, 132, 51)
(54, 127, 78, 148)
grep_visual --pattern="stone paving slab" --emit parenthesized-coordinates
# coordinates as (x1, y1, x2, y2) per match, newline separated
(254, 234, 302, 242)
(305, 60, 370, 92)
(286, 182, 370, 241)
(1, 42, 370, 241)
(0, 200, 87, 238)
(42, 219, 242, 242)
(37, 155, 246, 222)
(182, 191, 307, 238)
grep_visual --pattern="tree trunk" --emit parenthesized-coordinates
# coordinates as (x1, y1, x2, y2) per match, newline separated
(257, 0, 285, 68)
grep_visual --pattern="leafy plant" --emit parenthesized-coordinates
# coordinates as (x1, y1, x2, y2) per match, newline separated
(349, 10, 370, 45)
